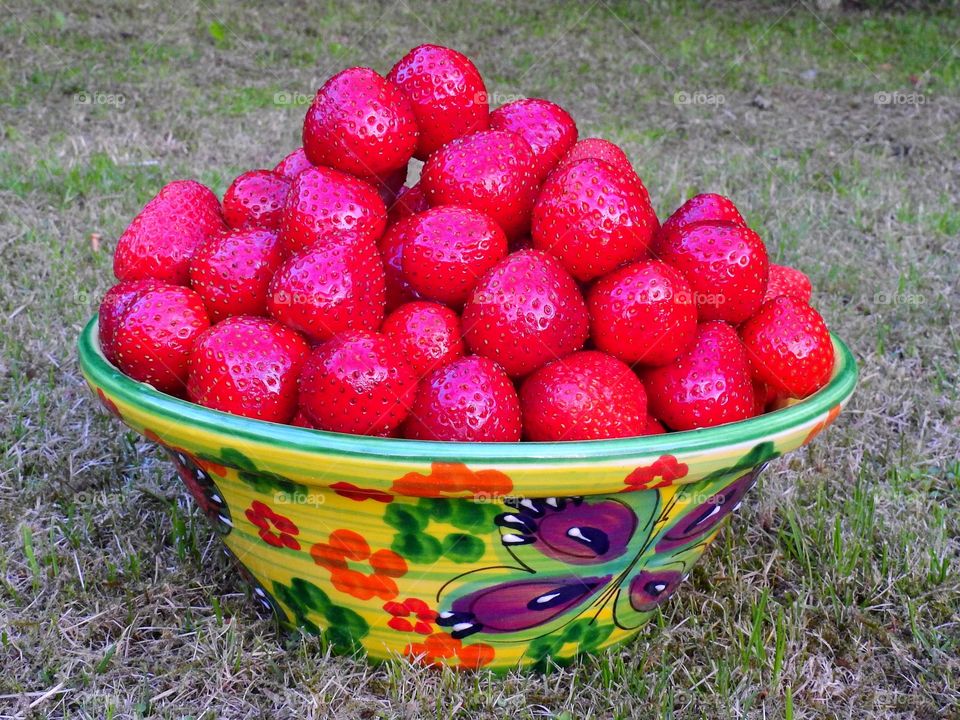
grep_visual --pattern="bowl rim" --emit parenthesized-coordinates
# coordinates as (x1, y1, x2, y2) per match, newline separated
(78, 315, 858, 464)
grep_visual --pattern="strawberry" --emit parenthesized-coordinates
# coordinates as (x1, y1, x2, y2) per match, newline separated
(461, 249, 589, 377)
(187, 316, 310, 422)
(420, 129, 538, 240)
(587, 259, 698, 366)
(302, 67, 418, 179)
(641, 321, 755, 431)
(378, 217, 420, 311)
(279, 166, 386, 257)
(113, 285, 210, 395)
(763, 264, 813, 304)
(403, 356, 521, 442)
(222, 169, 291, 231)
(387, 183, 429, 226)
(98, 279, 167, 365)
(267, 237, 385, 343)
(489, 98, 578, 181)
(189, 228, 284, 323)
(382, 301, 464, 377)
(654, 220, 769, 324)
(555, 138, 634, 177)
(752, 379, 779, 416)
(374, 165, 408, 207)
(520, 351, 648, 441)
(658, 193, 745, 242)
(290, 409, 317, 429)
(531, 158, 659, 281)
(401, 206, 508, 307)
(645, 415, 667, 435)
(114, 180, 225, 285)
(740, 295, 835, 399)
(273, 147, 313, 179)
(298, 331, 417, 436)
(387, 44, 489, 159)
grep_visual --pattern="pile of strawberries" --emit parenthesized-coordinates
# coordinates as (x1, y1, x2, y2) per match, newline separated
(98, 44, 835, 442)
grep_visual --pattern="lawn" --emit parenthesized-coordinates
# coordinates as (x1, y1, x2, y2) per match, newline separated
(1, 0, 958, 717)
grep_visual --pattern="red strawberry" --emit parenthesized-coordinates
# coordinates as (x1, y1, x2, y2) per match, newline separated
(401, 206, 508, 306)
(273, 147, 314, 179)
(520, 351, 648, 441)
(387, 183, 429, 226)
(189, 228, 284, 323)
(461, 249, 589, 377)
(489, 98, 578, 181)
(587, 259, 698, 366)
(378, 217, 420, 311)
(740, 295, 835, 398)
(290, 409, 317, 429)
(645, 415, 667, 435)
(420, 130, 538, 239)
(763, 264, 813, 304)
(113, 285, 210, 395)
(382, 301, 464, 377)
(279, 166, 386, 256)
(555, 138, 634, 177)
(641, 321, 755, 431)
(114, 180, 225, 285)
(298, 331, 417, 436)
(403, 355, 521, 442)
(268, 238, 385, 343)
(222, 169, 291, 231)
(187, 316, 310, 422)
(302, 67, 418, 179)
(659, 193, 745, 242)
(654, 220, 769, 324)
(374, 165, 408, 207)
(98, 279, 167, 364)
(531, 158, 659, 281)
(752, 379, 779, 416)
(387, 44, 489, 159)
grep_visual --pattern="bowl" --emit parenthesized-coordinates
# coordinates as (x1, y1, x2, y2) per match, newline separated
(77, 316, 857, 671)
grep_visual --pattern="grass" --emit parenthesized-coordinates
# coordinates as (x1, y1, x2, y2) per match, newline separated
(1, 0, 959, 717)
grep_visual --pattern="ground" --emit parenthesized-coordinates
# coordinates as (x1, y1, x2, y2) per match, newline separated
(1, 0, 958, 718)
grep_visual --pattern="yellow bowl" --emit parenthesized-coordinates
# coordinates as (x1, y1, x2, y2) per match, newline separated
(78, 317, 857, 671)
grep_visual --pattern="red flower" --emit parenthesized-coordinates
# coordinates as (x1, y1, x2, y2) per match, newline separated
(624, 454, 689, 490)
(383, 597, 437, 634)
(244, 500, 301, 550)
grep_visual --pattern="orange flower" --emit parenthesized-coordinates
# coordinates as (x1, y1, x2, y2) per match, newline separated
(383, 597, 437, 634)
(404, 631, 495, 670)
(624, 455, 689, 490)
(803, 405, 841, 445)
(311, 529, 407, 601)
(391, 462, 512, 499)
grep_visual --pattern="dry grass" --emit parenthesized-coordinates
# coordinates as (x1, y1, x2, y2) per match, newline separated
(1, 1, 959, 718)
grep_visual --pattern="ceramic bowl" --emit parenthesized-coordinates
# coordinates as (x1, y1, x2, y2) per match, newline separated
(78, 317, 857, 671)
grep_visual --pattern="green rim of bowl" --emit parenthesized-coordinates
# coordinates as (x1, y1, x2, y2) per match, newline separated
(77, 316, 858, 465)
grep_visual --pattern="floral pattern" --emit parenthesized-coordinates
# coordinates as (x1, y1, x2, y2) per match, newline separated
(310, 529, 408, 601)
(245, 500, 300, 550)
(383, 597, 437, 634)
(404, 632, 495, 670)
(391, 462, 512, 499)
(624, 455, 689, 490)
